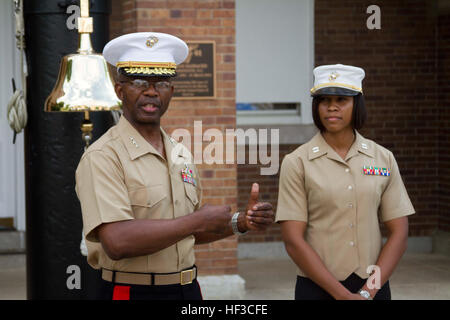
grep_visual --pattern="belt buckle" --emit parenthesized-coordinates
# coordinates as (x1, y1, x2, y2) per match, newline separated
(180, 269, 193, 285)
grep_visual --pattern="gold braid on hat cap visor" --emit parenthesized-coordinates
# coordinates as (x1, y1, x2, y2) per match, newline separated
(117, 61, 177, 69)
(310, 82, 363, 94)
(117, 61, 177, 75)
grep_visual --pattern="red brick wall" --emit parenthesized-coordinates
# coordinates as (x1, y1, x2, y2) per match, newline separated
(238, 0, 445, 242)
(438, 11, 450, 233)
(109, 0, 238, 276)
(237, 144, 298, 243)
(109, 0, 123, 39)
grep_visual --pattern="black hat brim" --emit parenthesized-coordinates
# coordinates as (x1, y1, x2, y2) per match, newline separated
(311, 87, 360, 97)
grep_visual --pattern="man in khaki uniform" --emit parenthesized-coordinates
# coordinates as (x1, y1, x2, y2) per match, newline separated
(76, 32, 274, 300)
(276, 64, 415, 300)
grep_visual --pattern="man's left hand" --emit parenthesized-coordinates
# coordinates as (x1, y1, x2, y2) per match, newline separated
(242, 183, 274, 231)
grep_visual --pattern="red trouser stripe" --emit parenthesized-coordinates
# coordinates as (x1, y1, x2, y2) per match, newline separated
(112, 285, 130, 300)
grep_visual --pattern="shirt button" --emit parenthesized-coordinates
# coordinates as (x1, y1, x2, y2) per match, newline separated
(348, 185, 353, 190)
(345, 168, 350, 173)
(349, 223, 353, 228)
(349, 241, 355, 246)
(348, 203, 353, 208)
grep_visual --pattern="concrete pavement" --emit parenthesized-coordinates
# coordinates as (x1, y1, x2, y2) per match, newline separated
(239, 253, 450, 300)
(1, 252, 449, 300)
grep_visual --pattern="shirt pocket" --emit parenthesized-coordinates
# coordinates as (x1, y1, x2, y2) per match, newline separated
(360, 169, 390, 208)
(128, 184, 167, 219)
(184, 182, 199, 211)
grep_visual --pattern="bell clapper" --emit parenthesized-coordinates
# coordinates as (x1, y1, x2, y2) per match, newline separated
(81, 110, 93, 151)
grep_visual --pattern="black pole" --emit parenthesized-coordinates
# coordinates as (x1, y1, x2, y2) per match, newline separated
(24, 0, 113, 299)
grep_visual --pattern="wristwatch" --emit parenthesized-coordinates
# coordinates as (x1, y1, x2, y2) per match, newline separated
(231, 212, 248, 236)
(358, 289, 372, 300)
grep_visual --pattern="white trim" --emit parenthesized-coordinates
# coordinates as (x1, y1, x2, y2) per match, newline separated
(0, 1, 26, 231)
(12, 0, 26, 231)
(236, 110, 302, 126)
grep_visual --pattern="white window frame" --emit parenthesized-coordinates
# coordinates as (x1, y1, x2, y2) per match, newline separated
(236, 0, 315, 127)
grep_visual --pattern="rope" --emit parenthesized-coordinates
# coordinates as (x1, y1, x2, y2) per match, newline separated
(7, 88, 27, 133)
(7, 0, 28, 141)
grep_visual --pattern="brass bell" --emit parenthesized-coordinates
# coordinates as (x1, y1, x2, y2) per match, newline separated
(44, 0, 120, 148)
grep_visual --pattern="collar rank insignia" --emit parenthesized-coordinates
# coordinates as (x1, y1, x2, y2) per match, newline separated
(181, 163, 197, 186)
(363, 166, 390, 176)
(129, 137, 139, 148)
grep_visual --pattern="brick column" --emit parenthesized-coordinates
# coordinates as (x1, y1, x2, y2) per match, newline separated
(438, 10, 450, 233)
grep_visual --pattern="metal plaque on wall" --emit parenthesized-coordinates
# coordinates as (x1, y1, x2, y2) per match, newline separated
(172, 41, 216, 100)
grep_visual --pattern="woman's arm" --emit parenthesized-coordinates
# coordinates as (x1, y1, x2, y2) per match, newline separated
(359, 216, 409, 298)
(280, 220, 364, 300)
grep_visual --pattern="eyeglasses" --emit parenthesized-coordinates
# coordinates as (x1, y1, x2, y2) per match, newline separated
(119, 79, 171, 91)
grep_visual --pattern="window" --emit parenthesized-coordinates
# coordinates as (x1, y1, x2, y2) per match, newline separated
(236, 0, 315, 127)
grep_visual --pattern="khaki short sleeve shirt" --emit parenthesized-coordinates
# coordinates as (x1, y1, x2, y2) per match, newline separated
(276, 131, 415, 280)
(75, 116, 201, 273)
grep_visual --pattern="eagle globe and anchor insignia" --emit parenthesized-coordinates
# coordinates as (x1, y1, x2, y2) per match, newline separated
(329, 71, 340, 82)
(146, 36, 159, 48)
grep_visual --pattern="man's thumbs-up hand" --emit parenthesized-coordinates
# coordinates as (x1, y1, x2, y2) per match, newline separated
(247, 182, 260, 211)
(237, 183, 274, 232)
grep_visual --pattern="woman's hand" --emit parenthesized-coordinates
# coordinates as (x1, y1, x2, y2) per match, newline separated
(339, 293, 367, 300)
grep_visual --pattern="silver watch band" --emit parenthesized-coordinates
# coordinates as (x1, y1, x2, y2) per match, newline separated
(358, 289, 372, 300)
(231, 212, 247, 236)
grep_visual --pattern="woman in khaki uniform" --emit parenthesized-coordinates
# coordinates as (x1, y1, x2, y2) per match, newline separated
(276, 64, 415, 300)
